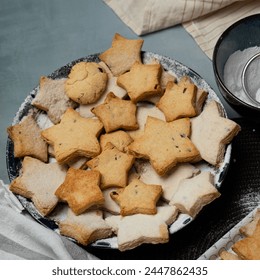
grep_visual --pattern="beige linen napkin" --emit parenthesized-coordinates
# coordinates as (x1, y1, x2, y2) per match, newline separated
(103, 0, 260, 58)
(0, 180, 98, 260)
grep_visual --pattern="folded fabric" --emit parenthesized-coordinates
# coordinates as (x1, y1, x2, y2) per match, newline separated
(103, 0, 260, 58)
(183, 0, 260, 58)
(0, 180, 98, 260)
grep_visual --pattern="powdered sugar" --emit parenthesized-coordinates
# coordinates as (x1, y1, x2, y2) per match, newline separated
(224, 46, 260, 106)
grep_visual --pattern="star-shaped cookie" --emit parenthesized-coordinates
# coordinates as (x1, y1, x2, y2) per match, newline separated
(59, 208, 112, 246)
(87, 143, 135, 189)
(41, 108, 103, 164)
(232, 220, 260, 260)
(7, 115, 48, 162)
(128, 116, 200, 176)
(9, 156, 67, 216)
(78, 61, 127, 118)
(91, 92, 138, 133)
(105, 205, 178, 251)
(191, 100, 241, 165)
(110, 178, 162, 216)
(32, 76, 77, 124)
(170, 171, 220, 217)
(157, 80, 197, 121)
(117, 61, 162, 103)
(55, 168, 104, 215)
(99, 33, 144, 76)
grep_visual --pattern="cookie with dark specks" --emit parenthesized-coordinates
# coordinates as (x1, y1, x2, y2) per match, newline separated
(110, 178, 162, 216)
(99, 33, 143, 76)
(128, 116, 200, 176)
(41, 108, 103, 164)
(65, 61, 108, 105)
(7, 115, 48, 162)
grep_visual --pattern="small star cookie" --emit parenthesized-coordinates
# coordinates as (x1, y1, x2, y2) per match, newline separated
(78, 61, 127, 118)
(59, 208, 112, 246)
(134, 160, 199, 202)
(32, 76, 77, 124)
(105, 205, 178, 251)
(87, 143, 135, 189)
(117, 61, 162, 103)
(191, 100, 241, 165)
(7, 115, 48, 162)
(232, 220, 260, 260)
(99, 33, 144, 76)
(55, 168, 104, 215)
(110, 178, 162, 216)
(128, 116, 200, 176)
(100, 130, 133, 152)
(41, 108, 103, 164)
(91, 92, 138, 133)
(157, 79, 197, 121)
(9, 156, 67, 216)
(170, 171, 220, 217)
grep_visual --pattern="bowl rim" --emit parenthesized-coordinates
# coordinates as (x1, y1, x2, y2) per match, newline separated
(212, 13, 260, 112)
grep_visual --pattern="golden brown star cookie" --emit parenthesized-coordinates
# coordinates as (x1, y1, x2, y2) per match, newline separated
(157, 79, 197, 121)
(177, 76, 208, 114)
(7, 115, 48, 162)
(191, 100, 241, 165)
(91, 92, 138, 133)
(55, 168, 104, 215)
(87, 143, 135, 189)
(59, 208, 112, 246)
(110, 178, 162, 216)
(65, 61, 108, 105)
(117, 61, 162, 103)
(232, 220, 260, 260)
(78, 61, 127, 119)
(100, 130, 133, 152)
(9, 156, 67, 216)
(99, 33, 144, 76)
(32, 76, 77, 124)
(128, 116, 200, 176)
(41, 108, 103, 164)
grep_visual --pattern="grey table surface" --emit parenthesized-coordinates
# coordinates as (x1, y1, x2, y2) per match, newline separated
(0, 0, 243, 260)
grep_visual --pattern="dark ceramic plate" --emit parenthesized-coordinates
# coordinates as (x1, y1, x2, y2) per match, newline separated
(6, 52, 231, 249)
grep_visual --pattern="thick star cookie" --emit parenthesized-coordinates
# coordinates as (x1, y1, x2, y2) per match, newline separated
(91, 92, 138, 133)
(87, 143, 135, 189)
(232, 220, 260, 260)
(41, 108, 103, 164)
(134, 160, 199, 202)
(110, 178, 162, 216)
(55, 168, 104, 215)
(99, 33, 144, 76)
(170, 171, 220, 217)
(191, 100, 241, 165)
(59, 208, 112, 246)
(9, 156, 67, 216)
(7, 115, 48, 162)
(32, 76, 77, 124)
(117, 61, 162, 103)
(128, 116, 200, 176)
(78, 61, 127, 118)
(65, 61, 108, 104)
(157, 79, 197, 121)
(100, 130, 133, 152)
(105, 205, 178, 251)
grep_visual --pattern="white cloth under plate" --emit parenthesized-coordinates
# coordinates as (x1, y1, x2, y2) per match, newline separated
(103, 0, 260, 58)
(0, 180, 98, 260)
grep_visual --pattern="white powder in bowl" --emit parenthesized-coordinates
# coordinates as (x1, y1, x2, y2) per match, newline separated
(224, 46, 260, 107)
